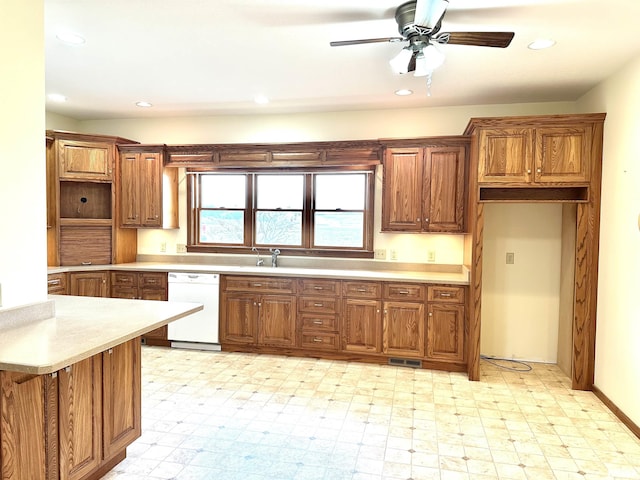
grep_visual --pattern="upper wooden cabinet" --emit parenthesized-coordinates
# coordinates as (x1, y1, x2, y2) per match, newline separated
(46, 131, 138, 266)
(117, 145, 178, 229)
(381, 140, 468, 233)
(57, 138, 115, 181)
(468, 117, 599, 186)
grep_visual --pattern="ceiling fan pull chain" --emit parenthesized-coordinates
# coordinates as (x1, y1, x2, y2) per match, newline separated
(426, 73, 433, 97)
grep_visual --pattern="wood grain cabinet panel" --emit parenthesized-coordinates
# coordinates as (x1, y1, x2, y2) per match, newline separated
(102, 339, 141, 461)
(0, 371, 57, 480)
(426, 304, 465, 362)
(258, 295, 296, 347)
(58, 140, 114, 181)
(220, 293, 259, 345)
(69, 271, 109, 297)
(382, 145, 467, 233)
(382, 301, 425, 358)
(117, 147, 178, 229)
(477, 124, 592, 185)
(342, 299, 382, 353)
(58, 357, 102, 480)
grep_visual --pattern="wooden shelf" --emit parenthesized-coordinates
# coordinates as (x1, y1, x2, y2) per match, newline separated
(59, 218, 113, 226)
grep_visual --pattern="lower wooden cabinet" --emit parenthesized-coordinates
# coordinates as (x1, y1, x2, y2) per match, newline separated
(0, 338, 141, 480)
(69, 271, 109, 297)
(220, 274, 467, 371)
(426, 286, 466, 363)
(48, 272, 68, 294)
(110, 271, 169, 346)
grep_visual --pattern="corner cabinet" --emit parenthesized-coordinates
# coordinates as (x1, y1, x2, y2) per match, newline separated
(381, 138, 468, 233)
(46, 131, 138, 267)
(117, 145, 178, 229)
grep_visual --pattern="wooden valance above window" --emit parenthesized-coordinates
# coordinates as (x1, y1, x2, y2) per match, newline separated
(164, 140, 383, 169)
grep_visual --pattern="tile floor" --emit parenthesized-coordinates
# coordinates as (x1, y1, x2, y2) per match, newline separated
(104, 347, 640, 480)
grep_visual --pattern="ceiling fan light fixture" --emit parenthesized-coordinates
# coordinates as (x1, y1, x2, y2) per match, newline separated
(395, 89, 413, 96)
(528, 38, 556, 50)
(413, 44, 445, 77)
(389, 47, 413, 74)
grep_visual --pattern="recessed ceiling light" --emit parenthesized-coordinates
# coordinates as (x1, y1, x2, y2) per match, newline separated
(528, 39, 556, 50)
(47, 93, 67, 103)
(395, 89, 413, 96)
(55, 30, 86, 45)
(254, 95, 269, 105)
(135, 101, 153, 108)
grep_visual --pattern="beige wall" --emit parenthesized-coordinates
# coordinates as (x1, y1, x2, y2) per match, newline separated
(480, 204, 563, 362)
(576, 55, 640, 426)
(0, 0, 46, 308)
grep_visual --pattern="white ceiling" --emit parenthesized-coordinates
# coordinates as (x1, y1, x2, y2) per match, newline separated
(45, 0, 640, 120)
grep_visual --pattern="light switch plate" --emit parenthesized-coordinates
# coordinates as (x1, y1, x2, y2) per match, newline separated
(506, 252, 515, 264)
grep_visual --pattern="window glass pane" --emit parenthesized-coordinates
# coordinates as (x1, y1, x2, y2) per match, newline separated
(257, 175, 303, 209)
(315, 174, 366, 210)
(314, 212, 363, 247)
(201, 175, 245, 208)
(199, 210, 244, 244)
(256, 211, 302, 245)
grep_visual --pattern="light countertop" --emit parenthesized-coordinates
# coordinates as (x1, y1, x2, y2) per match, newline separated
(0, 296, 202, 375)
(48, 259, 470, 285)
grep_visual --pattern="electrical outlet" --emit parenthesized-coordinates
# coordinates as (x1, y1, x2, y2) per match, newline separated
(160, 242, 167, 253)
(177, 243, 187, 253)
(427, 250, 436, 263)
(374, 248, 387, 260)
(506, 252, 515, 264)
(390, 249, 398, 261)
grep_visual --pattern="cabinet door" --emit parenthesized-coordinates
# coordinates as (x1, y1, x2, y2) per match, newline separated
(119, 153, 140, 227)
(48, 272, 68, 295)
(220, 293, 258, 344)
(58, 140, 113, 181)
(426, 304, 465, 362)
(139, 152, 163, 227)
(477, 128, 533, 183)
(258, 295, 296, 347)
(0, 371, 57, 480)
(342, 299, 382, 353)
(69, 271, 109, 297)
(381, 148, 423, 231)
(383, 301, 425, 358)
(535, 125, 591, 183)
(102, 339, 141, 461)
(423, 146, 466, 232)
(58, 357, 102, 480)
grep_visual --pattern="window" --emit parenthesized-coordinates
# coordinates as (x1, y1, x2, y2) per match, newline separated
(188, 168, 374, 257)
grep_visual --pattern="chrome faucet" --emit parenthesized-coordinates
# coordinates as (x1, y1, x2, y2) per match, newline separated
(251, 247, 264, 266)
(269, 248, 281, 268)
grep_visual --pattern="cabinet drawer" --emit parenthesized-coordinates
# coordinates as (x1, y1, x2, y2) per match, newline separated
(111, 272, 137, 287)
(111, 286, 138, 299)
(427, 285, 465, 304)
(383, 283, 425, 301)
(223, 276, 295, 294)
(139, 272, 167, 289)
(342, 281, 381, 299)
(298, 279, 340, 296)
(47, 273, 68, 294)
(300, 333, 339, 351)
(298, 297, 339, 315)
(300, 314, 337, 332)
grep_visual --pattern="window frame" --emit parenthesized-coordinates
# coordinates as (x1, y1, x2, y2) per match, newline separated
(187, 166, 375, 258)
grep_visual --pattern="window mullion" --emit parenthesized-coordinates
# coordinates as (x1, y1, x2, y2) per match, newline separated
(303, 173, 313, 249)
(246, 173, 254, 247)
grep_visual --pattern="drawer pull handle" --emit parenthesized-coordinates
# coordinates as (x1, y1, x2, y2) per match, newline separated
(357, 288, 367, 292)
(253, 283, 263, 287)
(48, 279, 61, 286)
(312, 320, 323, 325)
(313, 286, 324, 290)
(314, 303, 324, 307)
(439, 293, 452, 297)
(313, 337, 323, 343)
(81, 261, 92, 265)
(398, 290, 410, 295)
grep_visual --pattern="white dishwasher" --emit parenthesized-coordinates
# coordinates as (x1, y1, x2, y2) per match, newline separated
(167, 272, 220, 351)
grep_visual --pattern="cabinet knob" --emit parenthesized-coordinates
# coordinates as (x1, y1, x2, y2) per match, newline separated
(425, 218, 429, 223)
(429, 312, 433, 317)
(416, 218, 420, 222)
(536, 168, 542, 173)
(527, 169, 532, 174)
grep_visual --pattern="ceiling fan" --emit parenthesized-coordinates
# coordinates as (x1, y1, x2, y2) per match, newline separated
(330, 0, 514, 92)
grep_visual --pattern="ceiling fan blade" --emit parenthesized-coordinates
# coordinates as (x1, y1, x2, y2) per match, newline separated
(444, 31, 514, 48)
(414, 0, 449, 29)
(330, 37, 404, 47)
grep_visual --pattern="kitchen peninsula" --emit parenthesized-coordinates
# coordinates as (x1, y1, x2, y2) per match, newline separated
(0, 295, 202, 480)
